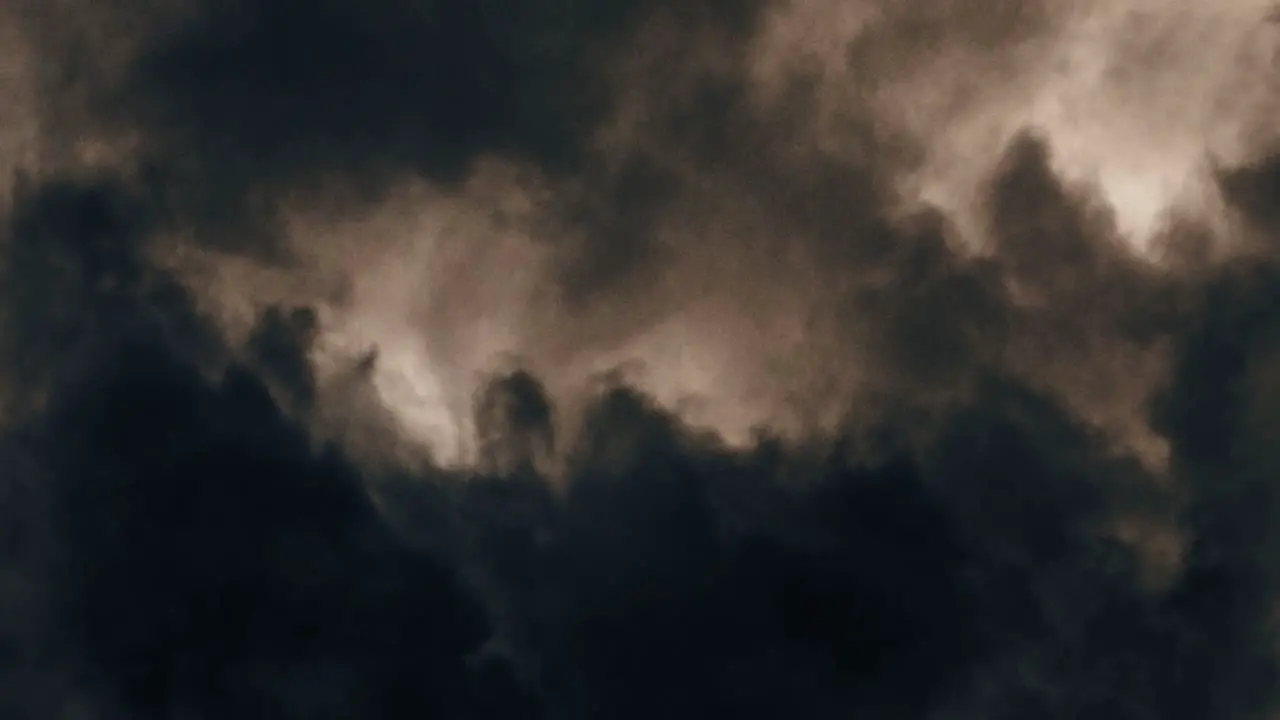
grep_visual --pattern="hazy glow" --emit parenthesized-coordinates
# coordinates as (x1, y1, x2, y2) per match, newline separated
(323, 0, 1278, 453)
(28, 0, 1277, 459)
(855, 0, 1280, 248)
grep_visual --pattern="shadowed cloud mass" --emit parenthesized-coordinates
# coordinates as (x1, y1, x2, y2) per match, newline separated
(2, 0, 1280, 718)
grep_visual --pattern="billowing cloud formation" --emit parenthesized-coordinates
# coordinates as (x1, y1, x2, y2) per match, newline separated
(3, 0, 1280, 719)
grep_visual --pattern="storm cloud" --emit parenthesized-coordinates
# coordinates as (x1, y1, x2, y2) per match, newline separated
(2, 0, 1280, 719)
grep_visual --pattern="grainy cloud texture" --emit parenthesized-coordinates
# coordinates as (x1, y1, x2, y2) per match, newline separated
(2, 0, 1280, 718)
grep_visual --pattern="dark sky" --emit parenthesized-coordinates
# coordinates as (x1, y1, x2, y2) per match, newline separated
(2, 1, 1280, 719)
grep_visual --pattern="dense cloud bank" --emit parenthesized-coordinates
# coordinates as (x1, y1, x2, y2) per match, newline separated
(3, 0, 1280, 718)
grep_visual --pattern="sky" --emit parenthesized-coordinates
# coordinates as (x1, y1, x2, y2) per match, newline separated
(2, 0, 1280, 718)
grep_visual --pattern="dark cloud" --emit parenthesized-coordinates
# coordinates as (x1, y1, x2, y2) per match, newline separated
(6, 1, 1280, 719)
(6, 149, 1280, 720)
(0, 170, 223, 416)
(245, 304, 321, 415)
(422, 367, 1215, 720)
(1219, 153, 1280, 240)
(473, 368, 556, 478)
(120, 0, 763, 176)
(33, 340, 538, 719)
(1145, 259, 1280, 720)
(22, 0, 766, 258)
(0, 169, 536, 717)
